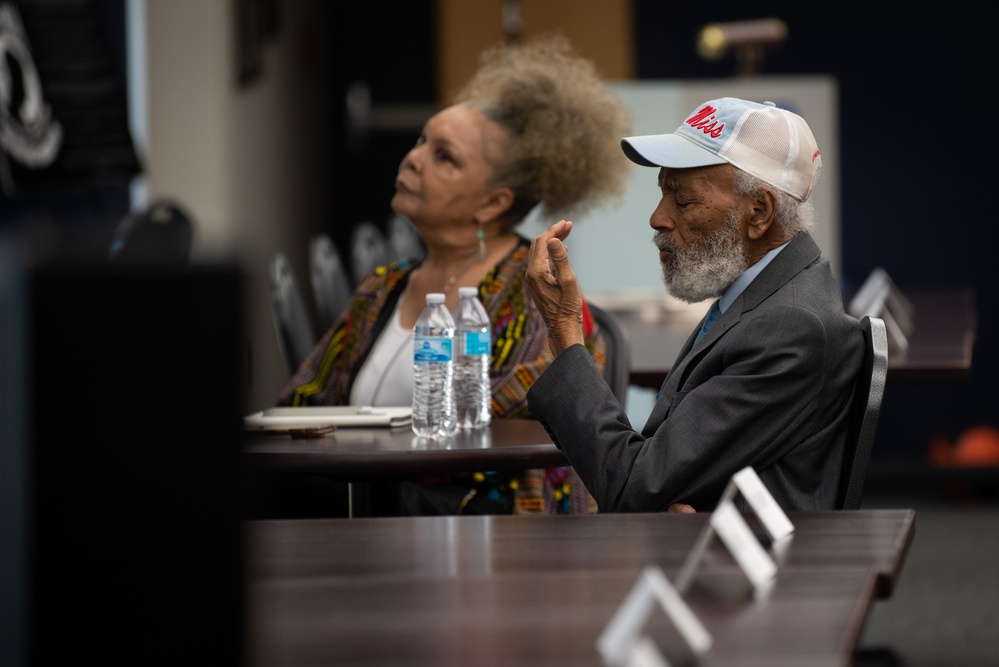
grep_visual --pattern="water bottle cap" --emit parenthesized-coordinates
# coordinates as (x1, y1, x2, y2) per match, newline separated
(458, 286, 478, 298)
(426, 292, 445, 304)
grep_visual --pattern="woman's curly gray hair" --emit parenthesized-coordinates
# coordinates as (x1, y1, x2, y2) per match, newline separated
(452, 33, 633, 226)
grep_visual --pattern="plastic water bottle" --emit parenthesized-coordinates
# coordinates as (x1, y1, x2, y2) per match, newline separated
(412, 292, 457, 438)
(452, 286, 492, 429)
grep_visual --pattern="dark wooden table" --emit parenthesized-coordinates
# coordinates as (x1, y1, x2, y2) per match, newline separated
(244, 419, 567, 516)
(248, 509, 914, 597)
(244, 417, 566, 480)
(247, 509, 915, 667)
(249, 566, 875, 667)
(878, 287, 978, 382)
(617, 287, 977, 389)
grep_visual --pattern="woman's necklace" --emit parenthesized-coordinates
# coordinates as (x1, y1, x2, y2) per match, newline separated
(441, 254, 481, 294)
(441, 235, 487, 294)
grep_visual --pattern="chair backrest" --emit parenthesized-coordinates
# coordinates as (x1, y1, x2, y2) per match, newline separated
(838, 315, 888, 510)
(588, 303, 632, 409)
(109, 199, 194, 265)
(386, 213, 426, 264)
(308, 233, 353, 332)
(349, 221, 389, 284)
(269, 252, 318, 377)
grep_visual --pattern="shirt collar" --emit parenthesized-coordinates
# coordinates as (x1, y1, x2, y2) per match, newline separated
(717, 241, 789, 314)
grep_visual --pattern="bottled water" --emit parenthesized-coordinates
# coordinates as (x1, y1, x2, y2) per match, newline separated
(452, 286, 492, 429)
(411, 292, 457, 438)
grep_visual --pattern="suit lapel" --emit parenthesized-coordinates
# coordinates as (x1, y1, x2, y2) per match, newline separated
(643, 306, 716, 432)
(642, 232, 822, 435)
(740, 231, 821, 311)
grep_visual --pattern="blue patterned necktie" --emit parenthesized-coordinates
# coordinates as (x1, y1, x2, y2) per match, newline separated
(694, 300, 721, 345)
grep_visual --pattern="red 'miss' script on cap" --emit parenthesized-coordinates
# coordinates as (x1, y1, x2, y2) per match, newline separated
(686, 105, 724, 138)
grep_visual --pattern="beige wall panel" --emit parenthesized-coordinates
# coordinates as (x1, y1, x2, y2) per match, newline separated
(519, 0, 634, 80)
(436, 0, 633, 102)
(143, 0, 333, 413)
(436, 0, 506, 101)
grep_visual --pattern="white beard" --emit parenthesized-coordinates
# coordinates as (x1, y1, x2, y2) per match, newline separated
(656, 210, 747, 303)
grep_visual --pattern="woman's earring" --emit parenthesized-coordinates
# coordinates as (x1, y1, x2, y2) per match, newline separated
(477, 226, 486, 260)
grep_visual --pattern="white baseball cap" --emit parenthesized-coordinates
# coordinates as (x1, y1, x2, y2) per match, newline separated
(621, 97, 822, 201)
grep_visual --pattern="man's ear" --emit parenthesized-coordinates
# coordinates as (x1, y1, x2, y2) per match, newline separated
(746, 186, 778, 241)
(475, 187, 515, 225)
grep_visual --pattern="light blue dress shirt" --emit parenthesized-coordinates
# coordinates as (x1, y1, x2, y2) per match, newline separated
(716, 240, 790, 316)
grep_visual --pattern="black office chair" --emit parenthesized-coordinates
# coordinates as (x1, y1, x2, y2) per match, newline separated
(588, 303, 632, 410)
(386, 213, 426, 263)
(349, 221, 389, 284)
(269, 252, 318, 377)
(109, 199, 194, 265)
(308, 233, 353, 332)
(837, 315, 888, 510)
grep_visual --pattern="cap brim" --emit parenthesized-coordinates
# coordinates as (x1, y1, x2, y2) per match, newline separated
(621, 134, 728, 169)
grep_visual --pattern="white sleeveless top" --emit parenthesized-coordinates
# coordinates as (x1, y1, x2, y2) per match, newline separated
(349, 302, 414, 407)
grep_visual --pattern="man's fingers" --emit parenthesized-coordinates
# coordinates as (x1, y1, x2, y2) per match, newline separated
(666, 503, 696, 514)
(547, 237, 567, 261)
(528, 220, 575, 285)
(528, 234, 553, 275)
(552, 219, 573, 242)
(546, 238, 575, 283)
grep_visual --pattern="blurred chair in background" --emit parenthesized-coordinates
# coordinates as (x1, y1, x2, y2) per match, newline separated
(587, 303, 632, 410)
(386, 213, 425, 263)
(109, 199, 194, 265)
(349, 220, 388, 284)
(308, 233, 353, 332)
(269, 252, 317, 377)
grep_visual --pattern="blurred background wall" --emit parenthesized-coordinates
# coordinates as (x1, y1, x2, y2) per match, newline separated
(138, 0, 333, 412)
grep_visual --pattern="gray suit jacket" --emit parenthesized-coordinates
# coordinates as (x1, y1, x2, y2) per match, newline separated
(527, 232, 863, 512)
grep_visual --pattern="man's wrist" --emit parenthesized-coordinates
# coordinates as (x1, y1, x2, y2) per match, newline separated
(548, 326, 585, 356)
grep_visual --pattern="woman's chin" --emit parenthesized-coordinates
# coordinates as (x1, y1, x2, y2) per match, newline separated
(389, 194, 409, 215)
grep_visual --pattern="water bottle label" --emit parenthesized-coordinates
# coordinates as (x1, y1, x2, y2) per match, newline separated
(414, 335, 452, 362)
(464, 331, 491, 356)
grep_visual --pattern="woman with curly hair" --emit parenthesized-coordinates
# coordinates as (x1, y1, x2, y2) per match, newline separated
(277, 34, 632, 515)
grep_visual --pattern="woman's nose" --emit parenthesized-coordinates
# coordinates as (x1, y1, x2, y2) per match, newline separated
(402, 144, 424, 172)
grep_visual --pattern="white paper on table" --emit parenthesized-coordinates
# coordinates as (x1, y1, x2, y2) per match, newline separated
(243, 405, 412, 429)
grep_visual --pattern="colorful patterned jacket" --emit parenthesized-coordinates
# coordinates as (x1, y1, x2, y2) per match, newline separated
(278, 238, 606, 417)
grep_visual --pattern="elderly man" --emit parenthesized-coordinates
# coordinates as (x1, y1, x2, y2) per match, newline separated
(526, 97, 863, 513)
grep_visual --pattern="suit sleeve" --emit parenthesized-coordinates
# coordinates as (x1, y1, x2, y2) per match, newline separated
(527, 306, 830, 512)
